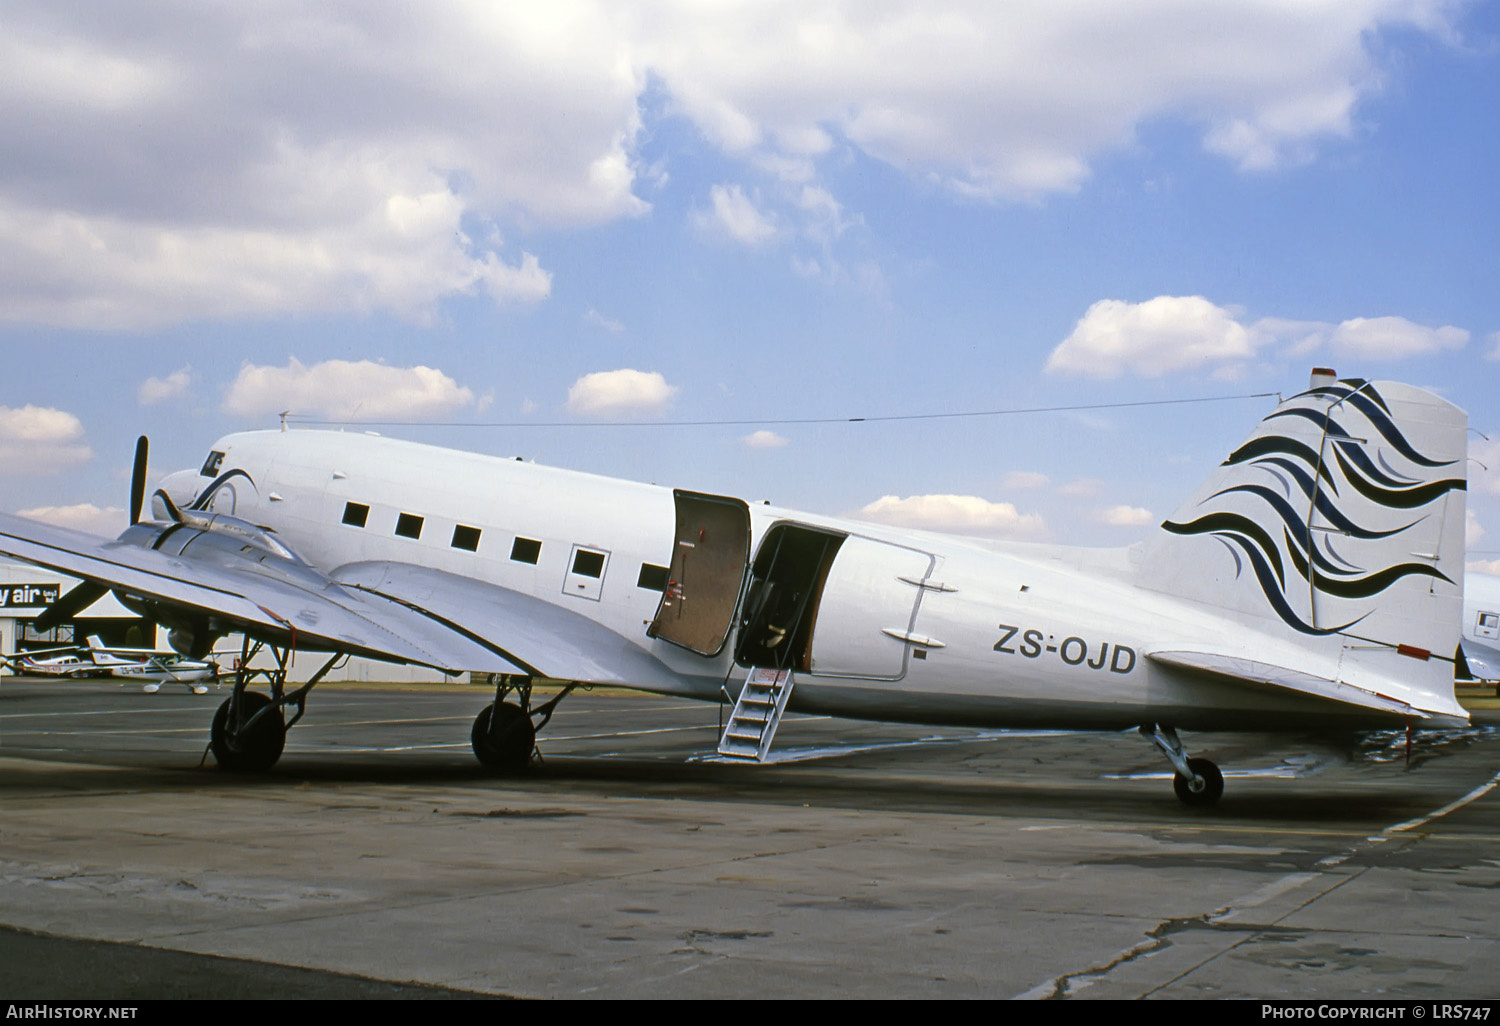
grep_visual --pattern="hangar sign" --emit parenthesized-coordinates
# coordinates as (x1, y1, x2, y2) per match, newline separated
(0, 584, 60, 609)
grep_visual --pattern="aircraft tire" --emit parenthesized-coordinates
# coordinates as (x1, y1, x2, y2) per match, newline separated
(471, 702, 535, 773)
(1172, 757, 1224, 807)
(210, 692, 286, 772)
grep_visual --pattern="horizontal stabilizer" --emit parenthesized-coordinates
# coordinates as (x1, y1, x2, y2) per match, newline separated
(1148, 649, 1432, 720)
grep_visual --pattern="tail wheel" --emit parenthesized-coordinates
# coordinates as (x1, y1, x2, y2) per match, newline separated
(1172, 757, 1224, 807)
(211, 691, 286, 771)
(471, 702, 535, 773)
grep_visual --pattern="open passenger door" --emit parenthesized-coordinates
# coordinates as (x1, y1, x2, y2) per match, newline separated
(646, 491, 751, 656)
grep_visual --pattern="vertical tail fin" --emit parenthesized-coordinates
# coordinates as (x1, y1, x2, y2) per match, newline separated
(1136, 376, 1467, 718)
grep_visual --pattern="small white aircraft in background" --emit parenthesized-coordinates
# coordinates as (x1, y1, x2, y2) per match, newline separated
(2, 637, 219, 692)
(1460, 571, 1500, 692)
(0, 370, 1471, 806)
(81, 636, 218, 694)
(1, 645, 94, 678)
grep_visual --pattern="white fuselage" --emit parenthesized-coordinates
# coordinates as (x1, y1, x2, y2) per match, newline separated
(14, 654, 92, 677)
(91, 655, 216, 683)
(159, 429, 1462, 732)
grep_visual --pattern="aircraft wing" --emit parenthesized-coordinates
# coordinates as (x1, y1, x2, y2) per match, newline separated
(331, 561, 686, 688)
(1147, 649, 1442, 719)
(0, 513, 521, 674)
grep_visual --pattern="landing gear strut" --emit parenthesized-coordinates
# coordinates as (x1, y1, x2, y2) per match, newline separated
(1141, 724, 1224, 807)
(208, 637, 341, 772)
(470, 674, 575, 773)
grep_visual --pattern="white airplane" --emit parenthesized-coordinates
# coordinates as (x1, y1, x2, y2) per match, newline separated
(1, 637, 218, 691)
(1460, 571, 1500, 688)
(81, 635, 218, 694)
(1, 644, 94, 678)
(0, 372, 1471, 806)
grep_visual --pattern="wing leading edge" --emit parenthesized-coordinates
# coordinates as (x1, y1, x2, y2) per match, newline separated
(0, 512, 524, 675)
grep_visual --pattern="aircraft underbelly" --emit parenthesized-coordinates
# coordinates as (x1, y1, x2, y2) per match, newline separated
(780, 674, 1430, 733)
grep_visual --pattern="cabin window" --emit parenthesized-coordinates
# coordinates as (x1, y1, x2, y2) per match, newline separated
(511, 537, 541, 564)
(1480, 612, 1500, 640)
(200, 451, 225, 477)
(572, 549, 606, 578)
(342, 502, 370, 528)
(395, 513, 424, 539)
(637, 563, 669, 591)
(564, 545, 611, 601)
(451, 525, 481, 552)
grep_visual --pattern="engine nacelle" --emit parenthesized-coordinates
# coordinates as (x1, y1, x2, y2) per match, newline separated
(113, 514, 325, 620)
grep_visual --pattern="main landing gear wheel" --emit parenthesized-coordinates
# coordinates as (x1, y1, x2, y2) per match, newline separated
(210, 691, 286, 772)
(471, 702, 535, 773)
(1172, 757, 1224, 808)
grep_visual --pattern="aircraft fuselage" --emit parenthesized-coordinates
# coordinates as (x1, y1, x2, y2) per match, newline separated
(159, 428, 1463, 733)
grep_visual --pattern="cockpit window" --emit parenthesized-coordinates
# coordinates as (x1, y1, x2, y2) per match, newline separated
(200, 450, 225, 477)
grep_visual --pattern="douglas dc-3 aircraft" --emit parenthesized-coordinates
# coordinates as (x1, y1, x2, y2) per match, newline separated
(0, 371, 1471, 806)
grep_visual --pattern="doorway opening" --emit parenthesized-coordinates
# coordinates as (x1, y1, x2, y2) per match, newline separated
(734, 524, 845, 672)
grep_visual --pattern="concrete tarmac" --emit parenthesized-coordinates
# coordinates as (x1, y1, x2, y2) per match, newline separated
(2, 677, 1498, 1000)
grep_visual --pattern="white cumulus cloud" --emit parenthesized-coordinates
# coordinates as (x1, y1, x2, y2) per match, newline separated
(696, 184, 778, 246)
(1002, 471, 1051, 491)
(0, 405, 92, 474)
(1095, 504, 1155, 528)
(0, 2, 1463, 329)
(639, 1, 1454, 199)
(853, 494, 1049, 540)
(743, 429, 788, 449)
(138, 366, 192, 406)
(223, 359, 477, 421)
(584, 308, 625, 333)
(17, 503, 126, 536)
(1047, 296, 1472, 378)
(1326, 317, 1468, 360)
(566, 369, 677, 417)
(1046, 296, 1257, 379)
(0, 191, 553, 330)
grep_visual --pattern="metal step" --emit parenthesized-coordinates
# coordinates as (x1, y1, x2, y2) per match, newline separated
(718, 667, 795, 761)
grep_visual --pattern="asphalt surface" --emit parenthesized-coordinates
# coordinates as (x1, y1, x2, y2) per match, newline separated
(2, 676, 1499, 1000)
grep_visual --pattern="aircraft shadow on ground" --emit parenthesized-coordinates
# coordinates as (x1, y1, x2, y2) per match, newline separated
(7, 743, 1484, 828)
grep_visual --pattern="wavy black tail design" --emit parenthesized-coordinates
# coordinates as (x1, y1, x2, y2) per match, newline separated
(1136, 377, 1467, 701)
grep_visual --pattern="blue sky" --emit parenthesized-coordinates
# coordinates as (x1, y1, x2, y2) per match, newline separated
(2, 1, 1497, 567)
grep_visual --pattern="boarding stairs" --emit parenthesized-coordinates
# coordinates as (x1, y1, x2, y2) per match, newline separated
(718, 666, 795, 761)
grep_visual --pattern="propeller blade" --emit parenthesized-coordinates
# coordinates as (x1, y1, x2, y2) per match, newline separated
(32, 581, 109, 633)
(130, 436, 148, 525)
